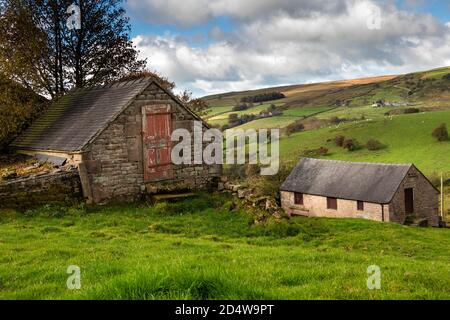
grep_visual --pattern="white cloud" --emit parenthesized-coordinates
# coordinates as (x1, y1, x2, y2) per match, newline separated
(131, 0, 450, 96)
(127, 0, 348, 26)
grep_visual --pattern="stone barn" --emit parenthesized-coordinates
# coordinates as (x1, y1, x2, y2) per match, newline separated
(9, 78, 221, 204)
(280, 158, 442, 227)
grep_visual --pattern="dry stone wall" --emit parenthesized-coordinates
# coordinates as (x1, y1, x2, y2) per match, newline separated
(0, 168, 82, 208)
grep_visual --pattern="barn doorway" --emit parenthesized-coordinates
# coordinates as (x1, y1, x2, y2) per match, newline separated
(404, 188, 414, 214)
(142, 105, 173, 182)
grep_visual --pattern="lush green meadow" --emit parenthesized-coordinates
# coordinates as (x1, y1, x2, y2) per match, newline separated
(0, 194, 449, 300)
(279, 109, 450, 175)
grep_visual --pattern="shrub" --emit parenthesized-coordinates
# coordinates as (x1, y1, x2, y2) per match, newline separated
(228, 113, 240, 127)
(232, 103, 248, 111)
(403, 108, 420, 114)
(241, 92, 285, 103)
(329, 116, 344, 125)
(247, 163, 293, 200)
(385, 108, 420, 116)
(432, 123, 449, 142)
(443, 74, 450, 81)
(285, 121, 304, 136)
(302, 147, 328, 157)
(334, 135, 345, 147)
(0, 76, 48, 150)
(244, 164, 260, 178)
(342, 138, 359, 151)
(366, 139, 383, 151)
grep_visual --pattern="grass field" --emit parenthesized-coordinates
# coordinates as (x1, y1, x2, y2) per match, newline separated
(229, 107, 333, 130)
(279, 109, 450, 174)
(0, 193, 449, 300)
(207, 103, 281, 127)
(203, 67, 450, 130)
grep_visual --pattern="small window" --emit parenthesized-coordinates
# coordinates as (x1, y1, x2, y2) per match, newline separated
(294, 193, 304, 205)
(357, 201, 364, 211)
(327, 197, 337, 210)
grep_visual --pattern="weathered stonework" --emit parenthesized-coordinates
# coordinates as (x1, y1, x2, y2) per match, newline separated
(281, 166, 440, 227)
(388, 166, 440, 226)
(0, 168, 82, 208)
(281, 191, 388, 222)
(8, 80, 221, 206)
(80, 83, 221, 204)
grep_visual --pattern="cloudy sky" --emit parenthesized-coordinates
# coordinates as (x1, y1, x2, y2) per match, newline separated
(125, 0, 450, 96)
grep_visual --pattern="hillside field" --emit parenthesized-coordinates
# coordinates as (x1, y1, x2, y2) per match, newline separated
(203, 67, 450, 130)
(204, 67, 450, 216)
(279, 110, 450, 174)
(0, 194, 449, 300)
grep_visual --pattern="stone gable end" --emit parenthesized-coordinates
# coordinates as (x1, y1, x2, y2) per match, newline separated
(81, 83, 221, 204)
(389, 166, 440, 226)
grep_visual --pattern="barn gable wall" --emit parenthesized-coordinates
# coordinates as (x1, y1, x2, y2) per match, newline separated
(82, 83, 221, 204)
(388, 166, 440, 226)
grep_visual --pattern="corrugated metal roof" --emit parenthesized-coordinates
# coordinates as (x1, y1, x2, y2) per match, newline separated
(281, 158, 413, 204)
(11, 78, 155, 152)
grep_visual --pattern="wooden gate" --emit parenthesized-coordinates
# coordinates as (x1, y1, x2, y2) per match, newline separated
(142, 105, 173, 182)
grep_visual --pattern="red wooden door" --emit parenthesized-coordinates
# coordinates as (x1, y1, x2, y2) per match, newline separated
(142, 105, 173, 181)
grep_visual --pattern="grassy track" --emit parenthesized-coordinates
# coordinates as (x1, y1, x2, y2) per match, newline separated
(0, 194, 449, 300)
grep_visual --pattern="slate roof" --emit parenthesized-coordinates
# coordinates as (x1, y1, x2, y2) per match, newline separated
(281, 158, 414, 204)
(11, 78, 201, 153)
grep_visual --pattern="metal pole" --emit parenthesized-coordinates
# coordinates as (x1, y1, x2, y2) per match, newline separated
(441, 173, 444, 219)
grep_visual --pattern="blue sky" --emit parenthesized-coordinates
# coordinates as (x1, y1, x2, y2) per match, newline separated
(125, 0, 450, 96)
(395, 0, 450, 22)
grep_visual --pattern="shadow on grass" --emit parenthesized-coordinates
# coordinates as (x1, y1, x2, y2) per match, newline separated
(85, 267, 271, 300)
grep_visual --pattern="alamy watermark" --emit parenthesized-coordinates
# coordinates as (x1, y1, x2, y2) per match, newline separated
(66, 4, 81, 30)
(66, 265, 81, 290)
(366, 4, 382, 30)
(171, 122, 280, 176)
(367, 265, 381, 290)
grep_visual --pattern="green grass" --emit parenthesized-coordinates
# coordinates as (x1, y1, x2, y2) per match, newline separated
(207, 102, 286, 127)
(0, 193, 449, 300)
(204, 105, 235, 117)
(282, 107, 333, 117)
(422, 67, 450, 79)
(207, 104, 274, 127)
(280, 109, 450, 175)
(209, 104, 333, 129)
(234, 116, 298, 130)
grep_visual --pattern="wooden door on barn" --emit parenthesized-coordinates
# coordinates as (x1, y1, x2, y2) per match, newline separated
(142, 105, 173, 181)
(404, 188, 414, 214)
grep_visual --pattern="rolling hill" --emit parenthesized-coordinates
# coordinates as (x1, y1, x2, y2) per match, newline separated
(202, 66, 450, 218)
(203, 67, 450, 130)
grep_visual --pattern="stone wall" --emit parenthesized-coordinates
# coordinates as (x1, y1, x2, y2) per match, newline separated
(0, 168, 82, 208)
(389, 166, 440, 226)
(281, 191, 387, 222)
(82, 82, 221, 204)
